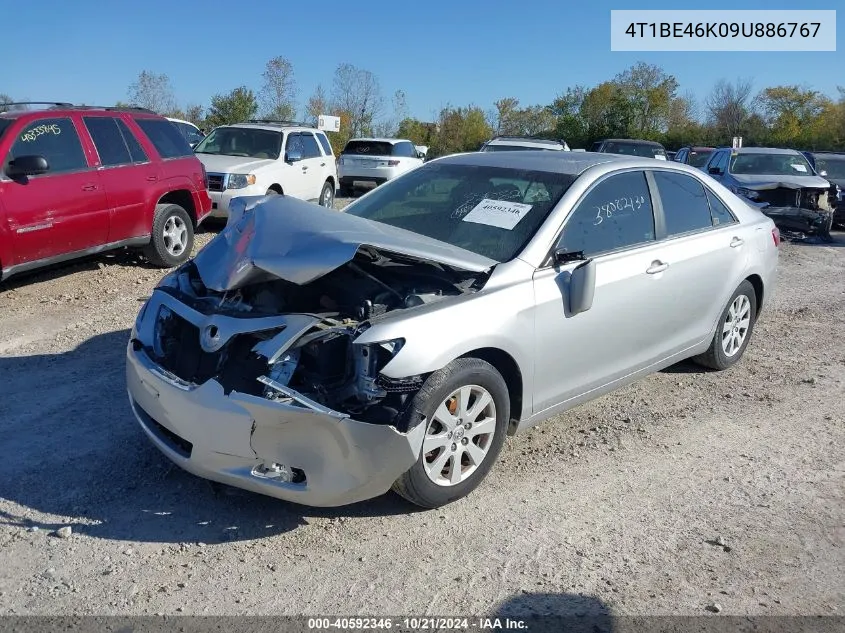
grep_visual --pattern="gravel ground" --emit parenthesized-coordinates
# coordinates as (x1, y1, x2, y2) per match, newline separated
(0, 206, 843, 618)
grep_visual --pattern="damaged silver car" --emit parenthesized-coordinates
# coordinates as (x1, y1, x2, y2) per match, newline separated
(704, 147, 835, 241)
(127, 152, 779, 508)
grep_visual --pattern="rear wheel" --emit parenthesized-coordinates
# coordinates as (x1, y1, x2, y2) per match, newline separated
(692, 280, 757, 370)
(319, 180, 335, 208)
(144, 203, 194, 268)
(392, 358, 509, 508)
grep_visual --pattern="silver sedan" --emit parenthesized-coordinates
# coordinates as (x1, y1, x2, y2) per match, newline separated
(126, 151, 779, 508)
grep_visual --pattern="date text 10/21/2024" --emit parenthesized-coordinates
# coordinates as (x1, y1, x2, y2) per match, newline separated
(306, 617, 529, 630)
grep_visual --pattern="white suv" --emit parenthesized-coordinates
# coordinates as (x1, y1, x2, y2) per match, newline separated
(193, 121, 338, 218)
(337, 138, 424, 196)
(480, 136, 570, 152)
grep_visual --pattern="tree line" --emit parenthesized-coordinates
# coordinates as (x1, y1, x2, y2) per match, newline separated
(3, 59, 844, 157)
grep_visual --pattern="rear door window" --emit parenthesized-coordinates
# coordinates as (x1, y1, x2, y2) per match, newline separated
(299, 132, 321, 159)
(8, 117, 88, 174)
(705, 189, 737, 226)
(83, 116, 131, 166)
(134, 118, 193, 158)
(115, 119, 149, 163)
(392, 142, 417, 158)
(315, 132, 333, 156)
(652, 171, 714, 237)
(558, 170, 656, 257)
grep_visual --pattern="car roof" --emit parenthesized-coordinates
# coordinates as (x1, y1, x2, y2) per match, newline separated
(805, 150, 845, 158)
(687, 146, 715, 151)
(487, 137, 565, 146)
(345, 137, 412, 144)
(0, 104, 160, 120)
(600, 138, 664, 147)
(433, 150, 670, 175)
(166, 117, 199, 127)
(728, 147, 803, 155)
(215, 122, 318, 133)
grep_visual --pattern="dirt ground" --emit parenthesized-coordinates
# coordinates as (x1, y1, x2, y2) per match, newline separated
(0, 207, 842, 618)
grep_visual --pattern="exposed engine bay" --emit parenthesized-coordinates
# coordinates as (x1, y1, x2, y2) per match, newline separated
(144, 249, 489, 429)
(742, 184, 835, 242)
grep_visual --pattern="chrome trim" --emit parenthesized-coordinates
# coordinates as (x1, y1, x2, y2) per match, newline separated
(132, 346, 195, 391)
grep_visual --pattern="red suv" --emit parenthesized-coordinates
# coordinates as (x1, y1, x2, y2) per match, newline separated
(0, 103, 212, 281)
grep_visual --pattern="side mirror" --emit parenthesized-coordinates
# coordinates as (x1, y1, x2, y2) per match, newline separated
(708, 166, 722, 176)
(285, 149, 302, 163)
(6, 154, 49, 178)
(568, 257, 596, 316)
(819, 170, 828, 177)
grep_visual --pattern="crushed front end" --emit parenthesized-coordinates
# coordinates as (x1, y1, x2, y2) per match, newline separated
(733, 183, 835, 241)
(126, 241, 488, 506)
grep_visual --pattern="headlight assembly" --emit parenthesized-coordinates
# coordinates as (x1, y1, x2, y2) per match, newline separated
(227, 173, 257, 189)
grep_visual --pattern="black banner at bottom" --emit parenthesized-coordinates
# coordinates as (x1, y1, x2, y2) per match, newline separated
(0, 616, 842, 633)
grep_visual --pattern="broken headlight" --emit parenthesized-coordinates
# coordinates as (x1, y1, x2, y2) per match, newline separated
(730, 186, 760, 201)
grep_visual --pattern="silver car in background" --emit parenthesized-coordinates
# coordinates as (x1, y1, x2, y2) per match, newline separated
(126, 152, 779, 509)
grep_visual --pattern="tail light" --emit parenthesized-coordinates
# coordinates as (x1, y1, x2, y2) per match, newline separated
(387, 160, 400, 166)
(772, 227, 780, 247)
(201, 163, 208, 189)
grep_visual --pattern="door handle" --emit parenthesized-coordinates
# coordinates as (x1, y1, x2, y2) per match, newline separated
(82, 183, 97, 191)
(646, 260, 669, 274)
(730, 237, 744, 248)
(320, 162, 326, 167)
(146, 175, 158, 182)
(302, 166, 309, 171)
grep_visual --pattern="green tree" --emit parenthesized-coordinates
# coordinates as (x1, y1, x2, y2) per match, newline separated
(397, 118, 438, 146)
(614, 62, 679, 135)
(260, 56, 297, 121)
(205, 86, 258, 128)
(127, 71, 177, 115)
(580, 82, 634, 142)
(430, 105, 492, 157)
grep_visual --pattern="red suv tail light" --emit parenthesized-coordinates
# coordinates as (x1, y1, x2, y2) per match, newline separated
(772, 227, 780, 247)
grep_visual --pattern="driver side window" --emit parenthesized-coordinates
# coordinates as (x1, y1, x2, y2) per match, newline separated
(557, 171, 656, 258)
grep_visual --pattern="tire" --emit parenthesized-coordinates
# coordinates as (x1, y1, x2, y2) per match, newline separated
(392, 358, 510, 508)
(338, 185, 353, 198)
(319, 180, 335, 208)
(692, 280, 757, 371)
(144, 203, 194, 268)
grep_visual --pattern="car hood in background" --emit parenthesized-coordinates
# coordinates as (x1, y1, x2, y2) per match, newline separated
(732, 173, 831, 189)
(193, 195, 497, 292)
(195, 154, 277, 174)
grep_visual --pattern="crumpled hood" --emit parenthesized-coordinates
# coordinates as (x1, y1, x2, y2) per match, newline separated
(195, 153, 276, 174)
(192, 195, 497, 291)
(732, 173, 831, 190)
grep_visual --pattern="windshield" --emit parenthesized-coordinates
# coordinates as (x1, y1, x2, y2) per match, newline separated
(729, 152, 815, 176)
(344, 163, 575, 262)
(602, 141, 666, 159)
(194, 127, 282, 159)
(814, 156, 845, 179)
(342, 140, 395, 156)
(482, 144, 560, 152)
(688, 150, 713, 168)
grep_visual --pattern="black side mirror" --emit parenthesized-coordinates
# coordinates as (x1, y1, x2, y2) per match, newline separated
(568, 258, 596, 316)
(6, 154, 49, 178)
(285, 149, 302, 163)
(708, 166, 722, 175)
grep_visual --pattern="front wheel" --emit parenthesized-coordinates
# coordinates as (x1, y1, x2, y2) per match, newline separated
(692, 280, 757, 370)
(144, 203, 194, 268)
(318, 180, 335, 208)
(392, 358, 510, 508)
